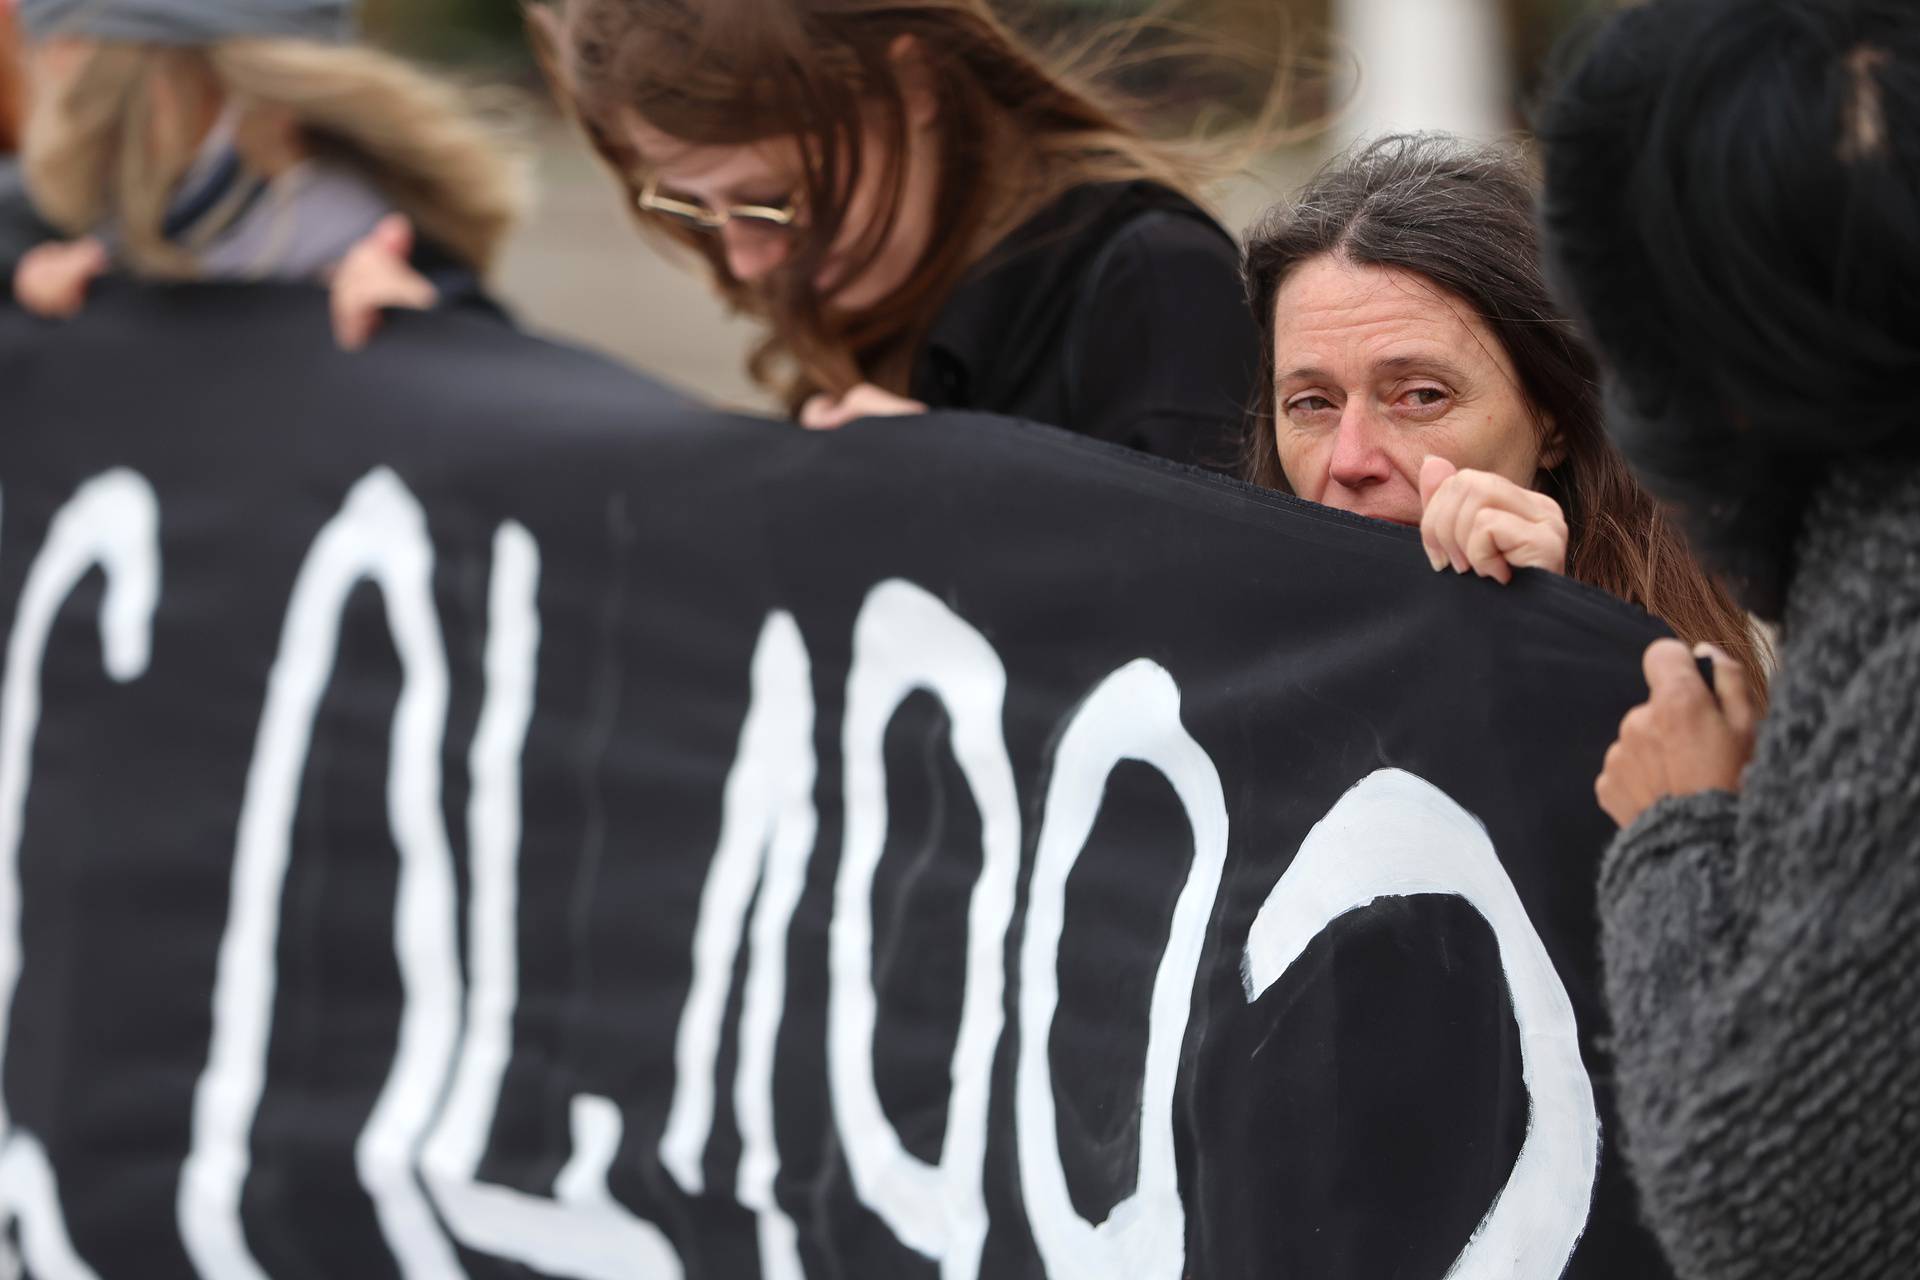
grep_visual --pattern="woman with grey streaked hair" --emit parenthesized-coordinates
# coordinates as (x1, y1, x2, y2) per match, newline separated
(1241, 133, 1767, 689)
(8, 0, 525, 309)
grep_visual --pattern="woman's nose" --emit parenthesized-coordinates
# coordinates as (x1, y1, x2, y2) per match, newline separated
(1326, 408, 1394, 490)
(721, 224, 791, 284)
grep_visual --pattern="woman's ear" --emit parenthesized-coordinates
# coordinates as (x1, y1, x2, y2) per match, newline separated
(1537, 413, 1568, 471)
(887, 34, 938, 130)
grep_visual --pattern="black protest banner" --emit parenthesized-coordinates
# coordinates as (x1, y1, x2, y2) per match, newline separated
(0, 284, 1673, 1279)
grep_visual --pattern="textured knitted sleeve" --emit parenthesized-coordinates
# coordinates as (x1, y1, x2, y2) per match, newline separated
(1597, 633, 1920, 1280)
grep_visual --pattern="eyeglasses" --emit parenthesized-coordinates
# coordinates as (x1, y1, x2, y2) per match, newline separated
(635, 176, 800, 233)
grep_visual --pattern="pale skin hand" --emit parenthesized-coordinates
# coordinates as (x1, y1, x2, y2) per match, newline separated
(1596, 639, 1758, 828)
(330, 214, 437, 351)
(1418, 455, 1569, 584)
(12, 237, 110, 319)
(798, 382, 927, 430)
(328, 217, 922, 435)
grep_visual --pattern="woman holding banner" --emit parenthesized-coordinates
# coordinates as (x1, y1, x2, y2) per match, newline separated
(1539, 0, 1920, 1275)
(1241, 133, 1766, 681)
(321, 0, 1278, 472)
(7, 0, 523, 312)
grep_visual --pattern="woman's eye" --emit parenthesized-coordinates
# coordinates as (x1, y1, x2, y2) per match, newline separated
(1403, 387, 1448, 408)
(1287, 394, 1335, 416)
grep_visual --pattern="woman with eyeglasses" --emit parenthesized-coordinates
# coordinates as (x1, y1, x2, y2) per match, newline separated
(320, 0, 1276, 471)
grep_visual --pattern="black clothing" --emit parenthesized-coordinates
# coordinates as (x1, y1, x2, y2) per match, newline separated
(0, 160, 54, 285)
(911, 181, 1257, 474)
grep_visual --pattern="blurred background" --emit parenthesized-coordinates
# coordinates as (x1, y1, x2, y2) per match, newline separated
(9, 1, 1624, 411)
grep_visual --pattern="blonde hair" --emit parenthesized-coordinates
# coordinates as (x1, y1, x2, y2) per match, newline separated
(22, 37, 527, 275)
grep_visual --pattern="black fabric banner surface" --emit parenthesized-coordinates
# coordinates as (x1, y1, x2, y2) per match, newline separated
(0, 285, 1673, 1279)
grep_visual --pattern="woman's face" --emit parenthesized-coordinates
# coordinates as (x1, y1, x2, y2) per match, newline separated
(621, 102, 940, 313)
(1271, 255, 1557, 525)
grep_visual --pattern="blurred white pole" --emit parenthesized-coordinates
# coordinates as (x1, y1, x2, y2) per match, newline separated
(1332, 0, 1514, 144)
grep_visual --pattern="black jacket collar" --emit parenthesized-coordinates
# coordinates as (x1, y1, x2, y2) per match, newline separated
(913, 181, 1228, 410)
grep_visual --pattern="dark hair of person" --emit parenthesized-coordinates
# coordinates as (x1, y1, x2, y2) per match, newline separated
(1537, 0, 1920, 621)
(1243, 134, 1768, 686)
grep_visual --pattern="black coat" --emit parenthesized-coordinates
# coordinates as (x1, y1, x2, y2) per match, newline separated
(910, 181, 1257, 474)
(0, 159, 53, 284)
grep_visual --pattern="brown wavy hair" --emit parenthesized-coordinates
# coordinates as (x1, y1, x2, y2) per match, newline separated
(1, 5, 22, 154)
(530, 0, 1299, 411)
(1244, 134, 1770, 693)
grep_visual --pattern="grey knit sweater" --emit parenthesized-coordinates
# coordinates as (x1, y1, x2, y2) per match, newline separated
(1600, 457, 1920, 1278)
